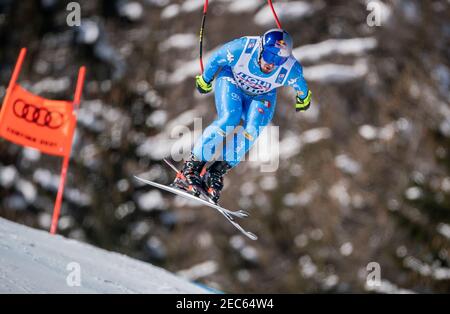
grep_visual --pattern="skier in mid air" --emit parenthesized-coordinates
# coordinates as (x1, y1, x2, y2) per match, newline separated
(172, 28, 312, 204)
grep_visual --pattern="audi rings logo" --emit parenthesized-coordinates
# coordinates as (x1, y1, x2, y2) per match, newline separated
(13, 99, 65, 129)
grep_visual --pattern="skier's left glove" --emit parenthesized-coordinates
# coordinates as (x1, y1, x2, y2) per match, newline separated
(195, 75, 213, 94)
(295, 90, 312, 112)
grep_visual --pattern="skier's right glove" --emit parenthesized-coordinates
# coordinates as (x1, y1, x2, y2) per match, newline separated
(195, 75, 213, 94)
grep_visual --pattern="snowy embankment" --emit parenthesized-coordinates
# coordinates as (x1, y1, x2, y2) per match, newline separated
(0, 217, 208, 293)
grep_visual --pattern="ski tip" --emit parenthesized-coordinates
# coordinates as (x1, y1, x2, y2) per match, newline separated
(247, 232, 258, 241)
(133, 175, 144, 182)
(134, 175, 151, 185)
(238, 210, 250, 218)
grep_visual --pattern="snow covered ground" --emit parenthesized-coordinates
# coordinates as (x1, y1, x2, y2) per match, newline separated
(0, 217, 208, 293)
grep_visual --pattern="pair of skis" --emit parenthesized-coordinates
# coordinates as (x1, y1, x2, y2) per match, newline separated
(134, 159, 257, 240)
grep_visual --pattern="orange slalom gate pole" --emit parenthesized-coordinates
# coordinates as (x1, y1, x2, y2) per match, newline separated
(0, 48, 26, 123)
(50, 67, 86, 235)
(50, 154, 70, 234)
(73, 66, 86, 107)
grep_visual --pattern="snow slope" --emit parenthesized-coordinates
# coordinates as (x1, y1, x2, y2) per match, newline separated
(0, 217, 208, 293)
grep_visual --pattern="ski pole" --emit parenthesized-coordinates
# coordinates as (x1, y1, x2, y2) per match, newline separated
(199, 0, 209, 73)
(268, 0, 282, 29)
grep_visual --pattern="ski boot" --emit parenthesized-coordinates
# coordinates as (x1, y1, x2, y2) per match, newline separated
(203, 160, 232, 204)
(171, 154, 206, 197)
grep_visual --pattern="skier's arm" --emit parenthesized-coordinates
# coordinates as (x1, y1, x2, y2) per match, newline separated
(202, 37, 246, 83)
(286, 62, 312, 111)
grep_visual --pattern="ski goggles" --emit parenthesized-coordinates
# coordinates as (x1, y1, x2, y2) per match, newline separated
(261, 47, 288, 66)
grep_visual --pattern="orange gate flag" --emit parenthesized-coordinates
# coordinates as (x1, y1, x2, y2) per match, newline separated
(0, 48, 86, 234)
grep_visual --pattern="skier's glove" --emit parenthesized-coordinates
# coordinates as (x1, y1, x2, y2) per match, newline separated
(295, 90, 312, 112)
(195, 75, 213, 94)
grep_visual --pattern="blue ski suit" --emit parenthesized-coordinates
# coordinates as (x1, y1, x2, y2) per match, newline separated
(192, 36, 309, 167)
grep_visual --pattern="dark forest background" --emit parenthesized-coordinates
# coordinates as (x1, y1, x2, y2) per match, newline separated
(0, 0, 449, 293)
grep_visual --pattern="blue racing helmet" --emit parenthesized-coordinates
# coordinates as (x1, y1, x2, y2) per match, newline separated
(261, 28, 293, 66)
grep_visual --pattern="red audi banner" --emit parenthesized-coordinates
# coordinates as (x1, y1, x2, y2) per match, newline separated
(0, 84, 76, 157)
(0, 48, 86, 234)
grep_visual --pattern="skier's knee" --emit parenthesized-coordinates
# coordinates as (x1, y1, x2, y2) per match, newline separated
(242, 126, 260, 143)
(224, 113, 241, 127)
(242, 130, 256, 142)
(216, 114, 240, 134)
